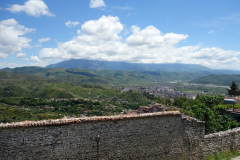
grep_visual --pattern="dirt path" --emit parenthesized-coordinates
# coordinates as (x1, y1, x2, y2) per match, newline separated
(232, 156, 240, 160)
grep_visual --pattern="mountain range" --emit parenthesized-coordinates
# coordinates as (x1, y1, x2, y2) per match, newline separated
(2, 59, 240, 86)
(46, 59, 240, 74)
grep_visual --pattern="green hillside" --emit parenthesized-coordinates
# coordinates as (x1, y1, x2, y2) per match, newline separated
(0, 67, 207, 99)
(189, 74, 240, 85)
(0, 70, 119, 99)
(1, 66, 205, 86)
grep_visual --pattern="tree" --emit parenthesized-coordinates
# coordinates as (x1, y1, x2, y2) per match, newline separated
(196, 95, 223, 109)
(181, 104, 238, 134)
(228, 81, 240, 96)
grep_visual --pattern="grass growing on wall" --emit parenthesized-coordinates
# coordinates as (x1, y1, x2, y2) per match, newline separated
(205, 150, 240, 160)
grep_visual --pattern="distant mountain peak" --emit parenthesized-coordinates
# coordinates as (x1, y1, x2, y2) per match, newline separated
(46, 59, 212, 73)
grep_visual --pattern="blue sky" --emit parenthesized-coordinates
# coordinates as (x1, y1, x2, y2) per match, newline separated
(0, 0, 240, 70)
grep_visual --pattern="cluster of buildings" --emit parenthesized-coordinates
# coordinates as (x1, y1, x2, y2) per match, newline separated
(120, 85, 197, 99)
(118, 83, 228, 100)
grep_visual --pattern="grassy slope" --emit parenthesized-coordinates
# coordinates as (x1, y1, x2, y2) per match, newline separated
(0, 66, 207, 99)
(0, 70, 119, 98)
(190, 74, 240, 85)
(1, 66, 205, 86)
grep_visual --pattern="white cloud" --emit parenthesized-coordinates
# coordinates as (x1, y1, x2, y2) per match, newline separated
(38, 37, 50, 43)
(208, 30, 215, 34)
(192, 47, 237, 60)
(0, 19, 35, 59)
(38, 15, 240, 70)
(0, 61, 27, 69)
(77, 30, 81, 34)
(81, 15, 123, 42)
(29, 61, 49, 67)
(90, 0, 106, 8)
(16, 53, 26, 58)
(6, 0, 55, 17)
(65, 21, 79, 27)
(128, 13, 137, 16)
(35, 44, 42, 48)
(30, 55, 41, 62)
(126, 25, 188, 47)
(0, 61, 49, 69)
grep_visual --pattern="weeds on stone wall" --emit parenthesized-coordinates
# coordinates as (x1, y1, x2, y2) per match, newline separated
(205, 150, 240, 160)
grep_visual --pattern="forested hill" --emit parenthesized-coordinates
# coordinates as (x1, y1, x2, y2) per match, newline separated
(0, 70, 120, 99)
(4, 66, 240, 86)
(0, 70, 50, 81)
(190, 74, 240, 85)
(0, 68, 204, 99)
(1, 66, 204, 86)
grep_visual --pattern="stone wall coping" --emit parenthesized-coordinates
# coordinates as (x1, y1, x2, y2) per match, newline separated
(204, 127, 240, 138)
(0, 111, 180, 128)
(182, 115, 205, 122)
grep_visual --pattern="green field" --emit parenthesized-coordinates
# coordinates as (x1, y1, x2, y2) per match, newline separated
(174, 84, 227, 95)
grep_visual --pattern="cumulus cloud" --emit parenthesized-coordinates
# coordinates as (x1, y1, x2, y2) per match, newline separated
(126, 25, 188, 47)
(90, 0, 106, 8)
(81, 15, 123, 42)
(6, 0, 55, 17)
(38, 15, 240, 70)
(38, 37, 50, 43)
(192, 47, 239, 60)
(30, 55, 41, 62)
(65, 21, 79, 27)
(16, 53, 26, 58)
(0, 19, 35, 59)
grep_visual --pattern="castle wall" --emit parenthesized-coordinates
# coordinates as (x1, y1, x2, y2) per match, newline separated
(0, 112, 239, 160)
(203, 127, 240, 156)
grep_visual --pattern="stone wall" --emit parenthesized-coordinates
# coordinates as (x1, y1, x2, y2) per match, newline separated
(0, 111, 239, 160)
(203, 127, 240, 156)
